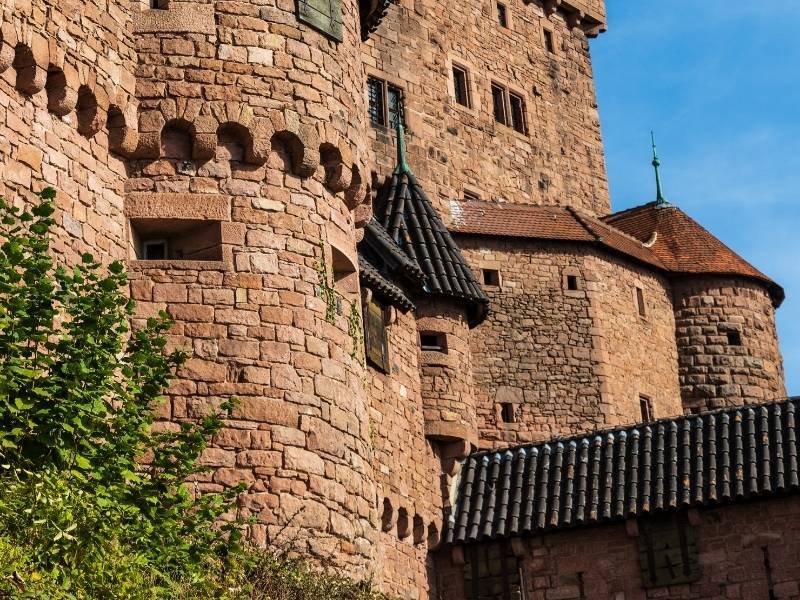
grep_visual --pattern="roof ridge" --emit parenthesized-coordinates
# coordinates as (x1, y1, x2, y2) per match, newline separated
(604, 200, 662, 222)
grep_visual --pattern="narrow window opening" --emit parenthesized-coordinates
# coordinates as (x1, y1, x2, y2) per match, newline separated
(380, 498, 393, 532)
(501, 403, 516, 423)
(412, 515, 425, 545)
(463, 189, 481, 201)
(727, 330, 742, 346)
(420, 332, 447, 353)
(150, 0, 167, 8)
(543, 28, 555, 53)
(483, 269, 500, 287)
(636, 286, 646, 317)
(566, 275, 579, 291)
(368, 77, 405, 128)
(491, 84, 507, 125)
(509, 92, 527, 135)
(452, 65, 471, 108)
(763, 547, 777, 600)
(496, 3, 508, 27)
(640, 395, 653, 422)
(131, 219, 223, 261)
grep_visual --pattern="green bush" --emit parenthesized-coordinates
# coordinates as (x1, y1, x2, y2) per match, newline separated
(0, 189, 394, 600)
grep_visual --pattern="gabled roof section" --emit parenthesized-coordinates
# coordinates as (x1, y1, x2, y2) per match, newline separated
(376, 126, 489, 326)
(604, 202, 784, 305)
(449, 200, 666, 271)
(446, 397, 800, 545)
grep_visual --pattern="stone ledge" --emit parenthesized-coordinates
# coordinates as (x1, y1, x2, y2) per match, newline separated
(133, 4, 216, 35)
(125, 193, 230, 221)
(127, 259, 227, 272)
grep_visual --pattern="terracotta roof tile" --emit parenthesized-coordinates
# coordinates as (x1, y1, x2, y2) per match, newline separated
(448, 201, 666, 270)
(604, 202, 783, 304)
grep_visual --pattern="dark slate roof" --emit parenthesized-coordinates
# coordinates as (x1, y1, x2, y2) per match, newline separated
(359, 255, 415, 312)
(446, 398, 800, 545)
(376, 128, 489, 326)
(359, 0, 393, 40)
(362, 218, 425, 283)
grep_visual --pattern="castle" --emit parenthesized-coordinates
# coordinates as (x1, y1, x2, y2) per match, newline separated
(2, 0, 800, 598)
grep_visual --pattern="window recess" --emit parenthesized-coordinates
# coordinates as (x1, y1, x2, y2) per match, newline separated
(420, 332, 447, 353)
(368, 76, 405, 128)
(131, 218, 223, 261)
(491, 83, 527, 135)
(452, 64, 472, 108)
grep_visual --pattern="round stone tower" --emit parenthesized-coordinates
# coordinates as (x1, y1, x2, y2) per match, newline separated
(124, 0, 380, 573)
(673, 276, 785, 412)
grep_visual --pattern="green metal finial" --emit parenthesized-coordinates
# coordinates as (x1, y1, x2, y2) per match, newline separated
(651, 131, 668, 205)
(394, 119, 412, 176)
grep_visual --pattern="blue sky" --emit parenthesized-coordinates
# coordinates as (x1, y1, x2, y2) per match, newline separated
(591, 0, 800, 395)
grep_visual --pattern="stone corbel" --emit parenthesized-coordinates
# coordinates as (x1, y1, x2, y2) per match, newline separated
(567, 10, 584, 30)
(192, 116, 218, 162)
(543, 0, 561, 16)
(270, 110, 320, 178)
(0, 22, 16, 73)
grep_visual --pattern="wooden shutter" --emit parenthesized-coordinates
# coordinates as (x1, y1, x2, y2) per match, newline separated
(364, 299, 389, 372)
(297, 0, 343, 41)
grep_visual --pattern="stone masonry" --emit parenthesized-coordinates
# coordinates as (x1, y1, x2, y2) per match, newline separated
(0, 0, 795, 598)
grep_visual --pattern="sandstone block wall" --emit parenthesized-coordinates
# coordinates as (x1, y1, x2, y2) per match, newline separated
(436, 496, 800, 600)
(417, 300, 478, 446)
(366, 307, 446, 598)
(126, 0, 381, 573)
(361, 0, 609, 216)
(673, 277, 786, 413)
(458, 236, 682, 447)
(0, 0, 137, 264)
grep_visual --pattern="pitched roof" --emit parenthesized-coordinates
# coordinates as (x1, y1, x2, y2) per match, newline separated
(604, 202, 783, 304)
(358, 255, 415, 312)
(375, 128, 489, 326)
(448, 201, 666, 271)
(446, 398, 800, 545)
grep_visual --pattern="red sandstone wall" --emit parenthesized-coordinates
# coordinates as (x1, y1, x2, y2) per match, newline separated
(458, 237, 682, 447)
(127, 0, 379, 574)
(0, 0, 137, 264)
(673, 277, 786, 412)
(586, 253, 683, 424)
(437, 496, 800, 600)
(362, 0, 609, 216)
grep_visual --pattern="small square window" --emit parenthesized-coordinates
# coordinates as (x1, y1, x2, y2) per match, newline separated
(132, 219, 223, 262)
(149, 0, 167, 8)
(483, 269, 500, 286)
(452, 65, 471, 108)
(727, 330, 742, 346)
(566, 275, 579, 291)
(491, 84, 507, 125)
(420, 332, 447, 352)
(640, 395, 653, 422)
(501, 403, 516, 423)
(636, 286, 646, 317)
(496, 3, 508, 27)
(543, 28, 555, 53)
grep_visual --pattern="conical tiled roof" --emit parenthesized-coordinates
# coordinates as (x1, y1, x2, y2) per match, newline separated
(604, 202, 784, 305)
(375, 124, 488, 326)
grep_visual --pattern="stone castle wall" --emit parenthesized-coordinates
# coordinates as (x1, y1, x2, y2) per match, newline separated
(457, 236, 682, 448)
(673, 277, 786, 413)
(0, 0, 137, 263)
(361, 0, 609, 216)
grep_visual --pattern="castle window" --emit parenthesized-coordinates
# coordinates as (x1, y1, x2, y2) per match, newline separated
(638, 513, 701, 588)
(465, 541, 522, 600)
(420, 332, 447, 353)
(500, 403, 516, 424)
(636, 286, 646, 317)
(452, 64, 472, 108)
(543, 28, 556, 53)
(131, 219, 223, 262)
(368, 76, 404, 128)
(364, 297, 390, 373)
(567, 275, 579, 291)
(639, 395, 653, 422)
(496, 3, 508, 28)
(464, 189, 481, 201)
(149, 0, 167, 8)
(727, 330, 742, 346)
(483, 269, 501, 287)
(491, 83, 527, 134)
